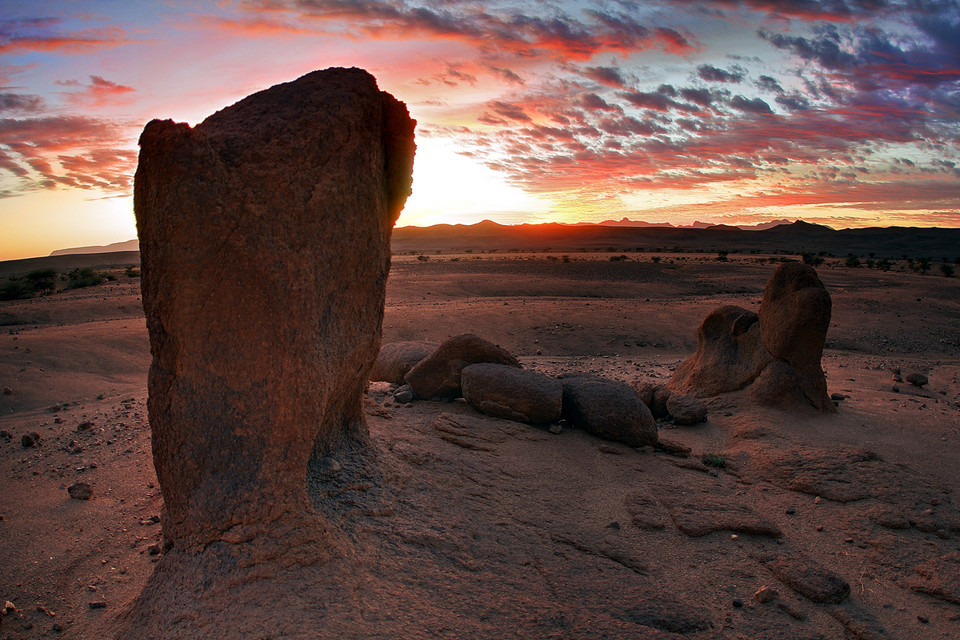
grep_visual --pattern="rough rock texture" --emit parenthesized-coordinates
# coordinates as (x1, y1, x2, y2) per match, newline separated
(124, 68, 415, 635)
(561, 375, 658, 447)
(461, 363, 562, 424)
(765, 555, 850, 604)
(669, 264, 833, 412)
(370, 340, 437, 384)
(403, 333, 520, 399)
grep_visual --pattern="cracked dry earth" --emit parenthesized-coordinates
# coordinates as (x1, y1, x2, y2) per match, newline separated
(1, 256, 959, 639)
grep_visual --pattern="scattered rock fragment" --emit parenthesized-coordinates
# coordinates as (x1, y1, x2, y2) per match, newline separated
(370, 341, 438, 383)
(765, 554, 850, 604)
(68, 482, 93, 500)
(461, 363, 562, 424)
(404, 333, 520, 399)
(754, 586, 778, 603)
(3, 386, 12, 395)
(393, 384, 414, 404)
(21, 431, 40, 448)
(561, 375, 657, 447)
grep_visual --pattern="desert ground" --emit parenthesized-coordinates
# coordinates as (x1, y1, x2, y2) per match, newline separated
(1, 251, 959, 639)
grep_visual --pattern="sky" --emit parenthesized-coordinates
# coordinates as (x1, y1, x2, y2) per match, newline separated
(1, 0, 959, 260)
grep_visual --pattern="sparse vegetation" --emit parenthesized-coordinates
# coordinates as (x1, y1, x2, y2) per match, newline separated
(715, 250, 729, 262)
(941, 263, 955, 278)
(416, 254, 430, 262)
(125, 266, 141, 278)
(651, 256, 662, 264)
(844, 254, 861, 268)
(65, 267, 108, 289)
(702, 452, 726, 468)
(609, 254, 629, 262)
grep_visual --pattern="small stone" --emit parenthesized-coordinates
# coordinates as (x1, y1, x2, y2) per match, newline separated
(68, 482, 93, 500)
(147, 544, 161, 556)
(830, 393, 847, 401)
(754, 586, 778, 603)
(3, 387, 12, 395)
(393, 384, 414, 404)
(732, 598, 744, 608)
(77, 421, 94, 431)
(52, 623, 63, 633)
(786, 507, 796, 515)
(606, 521, 621, 530)
(3, 600, 16, 614)
(917, 615, 929, 624)
(315, 456, 341, 475)
(88, 601, 107, 609)
(21, 433, 38, 448)
(891, 385, 900, 393)
(548, 424, 563, 434)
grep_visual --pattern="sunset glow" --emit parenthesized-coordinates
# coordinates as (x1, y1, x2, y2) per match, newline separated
(1, 0, 958, 259)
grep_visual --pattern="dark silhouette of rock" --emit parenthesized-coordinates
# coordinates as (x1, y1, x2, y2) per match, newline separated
(461, 363, 562, 424)
(650, 385, 673, 420)
(666, 393, 708, 425)
(370, 341, 438, 383)
(403, 334, 520, 399)
(124, 68, 415, 637)
(561, 375, 657, 447)
(68, 481, 93, 500)
(906, 372, 928, 387)
(668, 264, 833, 412)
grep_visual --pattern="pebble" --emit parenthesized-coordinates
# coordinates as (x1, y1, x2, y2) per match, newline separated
(88, 601, 107, 609)
(917, 615, 929, 624)
(315, 456, 341, 475)
(732, 598, 744, 608)
(2, 387, 12, 395)
(21, 432, 39, 448)
(393, 385, 414, 404)
(68, 481, 93, 500)
(754, 586, 778, 603)
(786, 507, 796, 515)
(548, 424, 563, 434)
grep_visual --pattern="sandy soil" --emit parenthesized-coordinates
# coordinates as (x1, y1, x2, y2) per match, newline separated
(1, 255, 958, 639)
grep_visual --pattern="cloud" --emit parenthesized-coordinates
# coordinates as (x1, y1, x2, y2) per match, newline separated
(0, 92, 45, 113)
(0, 18, 131, 55)
(61, 76, 136, 107)
(697, 63, 744, 83)
(0, 115, 135, 197)
(729, 95, 773, 114)
(584, 65, 627, 88)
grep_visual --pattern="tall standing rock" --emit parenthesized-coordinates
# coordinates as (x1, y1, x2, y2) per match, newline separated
(134, 68, 415, 561)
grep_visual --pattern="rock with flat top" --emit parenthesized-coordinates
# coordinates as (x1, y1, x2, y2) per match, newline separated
(404, 334, 520, 399)
(462, 363, 562, 424)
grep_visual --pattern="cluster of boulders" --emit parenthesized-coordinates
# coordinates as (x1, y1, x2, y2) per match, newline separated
(371, 333, 675, 448)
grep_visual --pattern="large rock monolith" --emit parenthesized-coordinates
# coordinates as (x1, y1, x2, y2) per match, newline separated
(123, 68, 415, 636)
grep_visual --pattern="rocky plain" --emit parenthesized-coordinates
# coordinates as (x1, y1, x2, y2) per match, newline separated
(1, 244, 958, 639)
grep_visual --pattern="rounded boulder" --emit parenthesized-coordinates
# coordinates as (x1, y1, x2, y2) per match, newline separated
(462, 363, 562, 424)
(561, 375, 657, 447)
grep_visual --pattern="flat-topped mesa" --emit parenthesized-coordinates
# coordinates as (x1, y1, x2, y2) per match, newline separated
(134, 68, 416, 558)
(669, 262, 834, 412)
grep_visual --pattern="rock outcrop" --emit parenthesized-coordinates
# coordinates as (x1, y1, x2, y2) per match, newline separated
(404, 333, 520, 399)
(124, 68, 415, 636)
(669, 263, 833, 411)
(561, 375, 658, 447)
(461, 363, 562, 424)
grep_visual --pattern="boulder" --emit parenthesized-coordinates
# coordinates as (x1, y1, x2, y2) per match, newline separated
(650, 385, 673, 420)
(403, 334, 520, 399)
(370, 341, 438, 383)
(906, 372, 928, 387)
(665, 393, 707, 425)
(561, 375, 657, 447)
(125, 67, 415, 637)
(461, 363, 562, 424)
(668, 264, 834, 412)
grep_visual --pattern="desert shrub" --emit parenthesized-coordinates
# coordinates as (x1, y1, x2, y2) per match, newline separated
(416, 254, 429, 262)
(561, 255, 570, 263)
(941, 263, 955, 277)
(916, 257, 931, 274)
(609, 254, 629, 262)
(715, 250, 729, 262)
(702, 452, 725, 468)
(25, 268, 58, 294)
(844, 254, 861, 268)
(875, 258, 892, 271)
(651, 256, 661, 263)
(125, 266, 141, 278)
(0, 278, 34, 301)
(65, 267, 108, 289)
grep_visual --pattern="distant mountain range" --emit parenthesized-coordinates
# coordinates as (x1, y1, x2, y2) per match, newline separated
(44, 219, 959, 261)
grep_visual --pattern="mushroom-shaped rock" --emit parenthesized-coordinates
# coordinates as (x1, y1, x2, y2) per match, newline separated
(403, 333, 520, 399)
(561, 375, 657, 447)
(370, 341, 438, 383)
(462, 363, 562, 424)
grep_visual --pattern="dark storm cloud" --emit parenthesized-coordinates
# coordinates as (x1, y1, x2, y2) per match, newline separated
(584, 65, 627, 87)
(756, 75, 784, 93)
(0, 92, 45, 113)
(729, 95, 773, 114)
